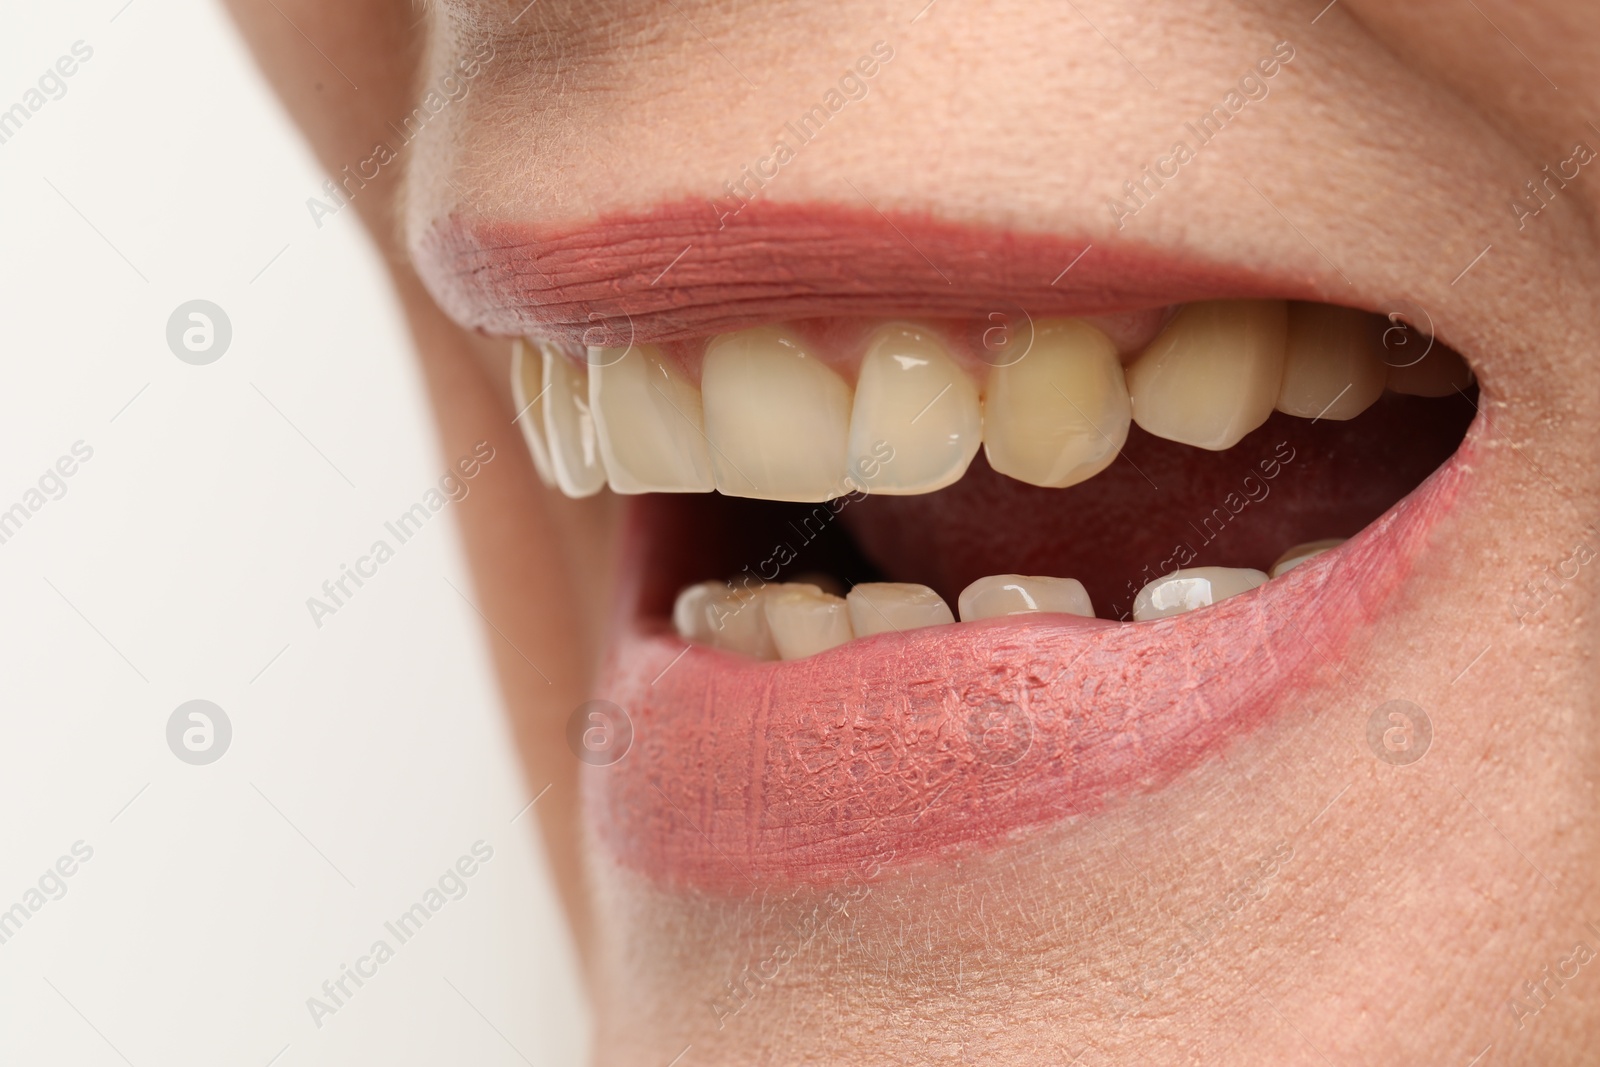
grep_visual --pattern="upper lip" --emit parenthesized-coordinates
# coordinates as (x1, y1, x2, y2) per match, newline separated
(410, 198, 1333, 346)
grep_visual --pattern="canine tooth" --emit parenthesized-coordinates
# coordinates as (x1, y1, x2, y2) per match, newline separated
(846, 582, 954, 637)
(511, 340, 556, 487)
(1386, 346, 1473, 397)
(672, 581, 723, 643)
(704, 583, 779, 660)
(847, 324, 980, 494)
(590, 344, 715, 494)
(764, 584, 855, 659)
(1269, 538, 1345, 578)
(958, 574, 1094, 621)
(702, 326, 853, 501)
(1276, 303, 1387, 420)
(542, 347, 607, 497)
(983, 319, 1130, 488)
(1127, 300, 1288, 450)
(1131, 567, 1268, 621)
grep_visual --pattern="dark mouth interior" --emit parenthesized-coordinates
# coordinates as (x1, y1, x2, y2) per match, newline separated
(632, 382, 1477, 624)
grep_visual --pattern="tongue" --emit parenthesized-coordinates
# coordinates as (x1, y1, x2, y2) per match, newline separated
(841, 392, 1474, 619)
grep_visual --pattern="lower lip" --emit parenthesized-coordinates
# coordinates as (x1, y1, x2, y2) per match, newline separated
(587, 434, 1473, 893)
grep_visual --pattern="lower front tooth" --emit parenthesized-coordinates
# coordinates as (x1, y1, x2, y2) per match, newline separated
(1127, 300, 1288, 451)
(672, 581, 723, 643)
(542, 347, 608, 497)
(846, 582, 955, 637)
(702, 326, 853, 501)
(589, 344, 715, 493)
(982, 318, 1130, 489)
(1131, 567, 1268, 621)
(704, 584, 779, 660)
(763, 584, 854, 659)
(847, 324, 980, 494)
(1269, 538, 1344, 578)
(958, 574, 1095, 620)
(1276, 303, 1387, 420)
(511, 340, 556, 488)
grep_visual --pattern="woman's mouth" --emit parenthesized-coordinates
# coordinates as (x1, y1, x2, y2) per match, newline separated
(418, 203, 1480, 893)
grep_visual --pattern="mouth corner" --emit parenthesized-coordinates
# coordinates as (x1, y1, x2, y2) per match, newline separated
(470, 206, 1487, 892)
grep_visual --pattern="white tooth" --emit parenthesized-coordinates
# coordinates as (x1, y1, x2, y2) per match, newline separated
(589, 344, 715, 494)
(786, 571, 847, 597)
(1276, 303, 1386, 421)
(672, 581, 723, 643)
(701, 326, 853, 501)
(1268, 538, 1345, 579)
(763, 584, 855, 659)
(541, 346, 607, 497)
(957, 574, 1095, 621)
(511, 340, 557, 487)
(847, 324, 980, 494)
(983, 318, 1130, 489)
(1386, 346, 1473, 397)
(1127, 300, 1288, 451)
(1131, 567, 1268, 621)
(704, 583, 779, 660)
(846, 582, 954, 637)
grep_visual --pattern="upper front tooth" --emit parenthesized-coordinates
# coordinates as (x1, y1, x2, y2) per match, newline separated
(763, 583, 855, 659)
(1131, 566, 1268, 620)
(847, 324, 980, 494)
(1127, 300, 1288, 451)
(541, 346, 607, 497)
(1386, 345, 1473, 397)
(846, 582, 954, 637)
(983, 318, 1130, 488)
(1276, 303, 1386, 421)
(957, 574, 1095, 620)
(702, 326, 853, 501)
(511, 340, 556, 488)
(1269, 538, 1344, 578)
(589, 344, 715, 494)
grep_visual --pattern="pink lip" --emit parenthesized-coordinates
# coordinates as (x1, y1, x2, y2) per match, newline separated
(588, 439, 1472, 893)
(411, 200, 1306, 344)
(418, 200, 1472, 891)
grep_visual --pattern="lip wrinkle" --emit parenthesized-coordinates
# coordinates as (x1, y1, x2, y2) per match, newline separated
(412, 199, 1301, 344)
(586, 435, 1473, 892)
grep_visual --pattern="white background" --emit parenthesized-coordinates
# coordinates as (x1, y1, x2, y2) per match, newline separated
(0, 2, 588, 1064)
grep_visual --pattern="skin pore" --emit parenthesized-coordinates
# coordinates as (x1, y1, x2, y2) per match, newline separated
(225, 1, 1598, 1062)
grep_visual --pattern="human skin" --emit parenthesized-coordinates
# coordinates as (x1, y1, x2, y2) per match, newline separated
(225, 1, 1599, 1063)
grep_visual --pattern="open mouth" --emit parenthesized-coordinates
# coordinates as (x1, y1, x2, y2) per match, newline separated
(423, 206, 1481, 892)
